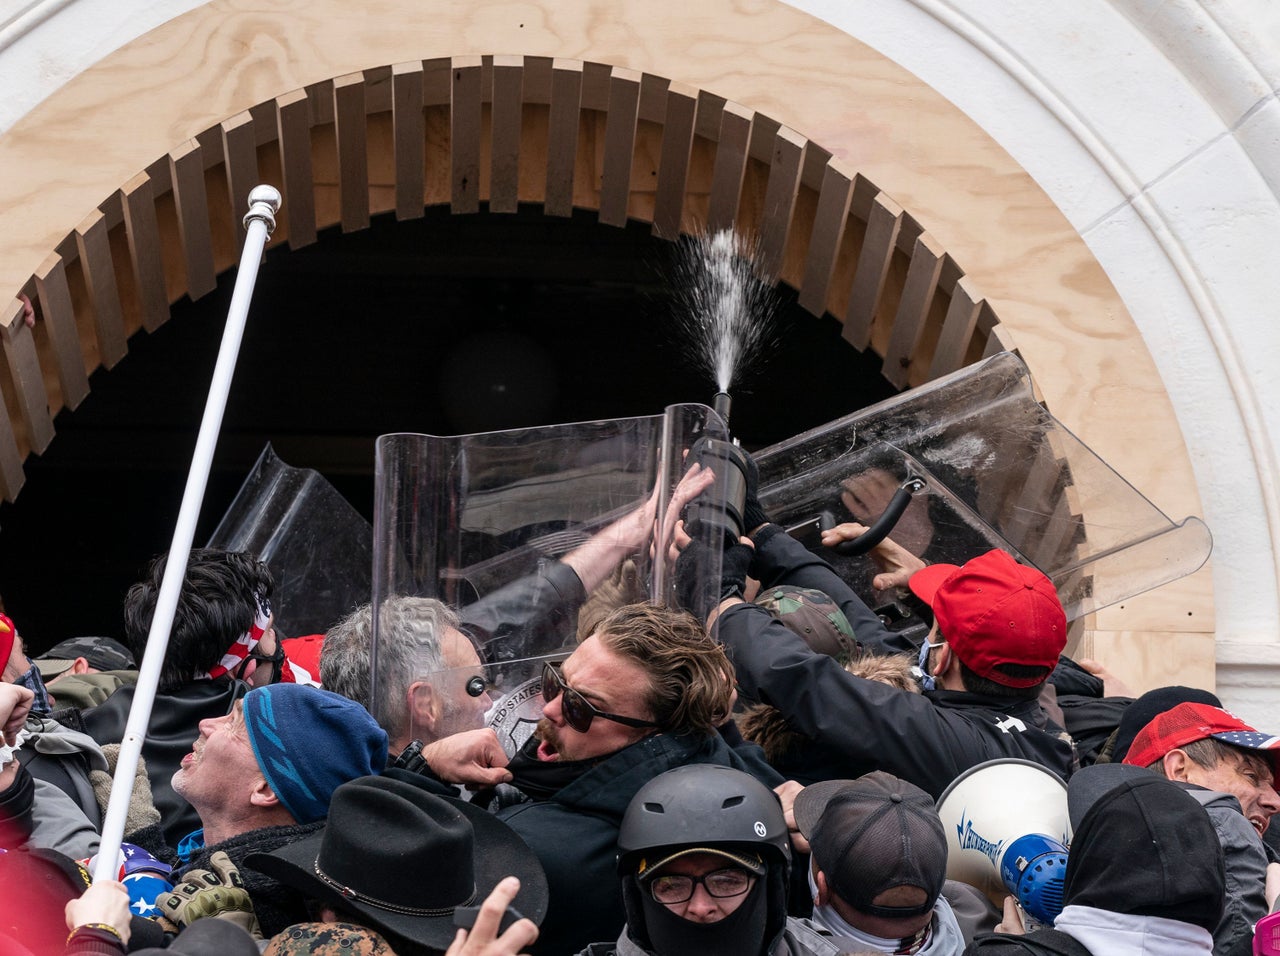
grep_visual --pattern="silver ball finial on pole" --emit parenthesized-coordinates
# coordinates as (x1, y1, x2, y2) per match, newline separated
(244, 185, 282, 233)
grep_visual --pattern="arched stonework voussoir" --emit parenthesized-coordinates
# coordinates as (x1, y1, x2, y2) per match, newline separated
(0, 54, 1005, 504)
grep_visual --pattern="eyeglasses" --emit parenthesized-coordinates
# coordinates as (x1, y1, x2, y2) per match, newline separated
(541, 662, 659, 734)
(647, 867, 754, 904)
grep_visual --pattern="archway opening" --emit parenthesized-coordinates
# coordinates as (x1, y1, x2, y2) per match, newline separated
(0, 204, 894, 644)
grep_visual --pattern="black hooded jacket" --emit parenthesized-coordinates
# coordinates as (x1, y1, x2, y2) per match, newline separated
(967, 776, 1226, 954)
(82, 678, 244, 847)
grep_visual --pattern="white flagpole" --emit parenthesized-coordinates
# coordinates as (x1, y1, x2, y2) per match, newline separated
(93, 186, 282, 882)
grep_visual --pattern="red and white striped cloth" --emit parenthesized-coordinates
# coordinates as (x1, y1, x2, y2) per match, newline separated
(199, 597, 296, 683)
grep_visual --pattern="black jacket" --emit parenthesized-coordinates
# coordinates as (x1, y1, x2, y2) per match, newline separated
(496, 731, 783, 956)
(720, 610, 1072, 799)
(82, 679, 244, 847)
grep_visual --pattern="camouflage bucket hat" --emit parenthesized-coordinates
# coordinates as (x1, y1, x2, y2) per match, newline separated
(755, 586, 858, 660)
(263, 922, 397, 956)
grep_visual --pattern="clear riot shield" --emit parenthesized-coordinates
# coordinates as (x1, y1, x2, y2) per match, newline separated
(371, 405, 729, 759)
(756, 351, 1211, 650)
(207, 444, 374, 638)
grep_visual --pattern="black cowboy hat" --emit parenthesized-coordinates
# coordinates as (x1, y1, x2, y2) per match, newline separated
(245, 774, 548, 951)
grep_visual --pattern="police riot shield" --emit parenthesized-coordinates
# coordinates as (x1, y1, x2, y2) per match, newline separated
(207, 444, 373, 639)
(371, 404, 729, 759)
(756, 351, 1211, 649)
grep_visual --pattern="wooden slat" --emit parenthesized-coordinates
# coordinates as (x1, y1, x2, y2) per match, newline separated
(757, 126, 806, 279)
(929, 276, 982, 379)
(221, 112, 259, 252)
(423, 57, 451, 106)
(882, 232, 946, 388)
(651, 81, 698, 240)
(169, 139, 216, 299)
(74, 209, 127, 369)
(0, 315, 25, 499)
(843, 192, 904, 348)
(334, 72, 370, 232)
(451, 55, 483, 214)
(392, 61, 425, 220)
(276, 89, 317, 248)
(120, 173, 169, 332)
(599, 66, 641, 227)
(1003, 440, 1065, 549)
(638, 71, 669, 124)
(706, 101, 754, 234)
(490, 55, 524, 214)
(797, 163, 854, 316)
(33, 253, 90, 409)
(544, 59, 583, 218)
(1, 301, 54, 452)
(580, 61, 612, 112)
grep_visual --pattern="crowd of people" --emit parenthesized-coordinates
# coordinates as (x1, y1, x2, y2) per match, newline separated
(1, 460, 1278, 956)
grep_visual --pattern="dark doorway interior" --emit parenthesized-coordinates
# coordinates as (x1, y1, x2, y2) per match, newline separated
(0, 206, 896, 649)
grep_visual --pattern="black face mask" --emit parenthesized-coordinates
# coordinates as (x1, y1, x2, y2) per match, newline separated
(638, 879, 770, 956)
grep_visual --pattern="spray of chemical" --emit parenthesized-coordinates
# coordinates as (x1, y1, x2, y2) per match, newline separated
(669, 230, 782, 402)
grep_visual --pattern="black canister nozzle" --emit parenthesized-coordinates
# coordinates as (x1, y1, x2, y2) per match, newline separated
(712, 391, 732, 425)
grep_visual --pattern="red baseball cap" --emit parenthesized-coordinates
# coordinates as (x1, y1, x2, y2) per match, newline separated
(0, 614, 15, 670)
(908, 549, 1066, 688)
(1122, 701, 1280, 788)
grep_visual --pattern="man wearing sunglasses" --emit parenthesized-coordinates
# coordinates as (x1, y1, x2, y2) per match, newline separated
(492, 602, 783, 956)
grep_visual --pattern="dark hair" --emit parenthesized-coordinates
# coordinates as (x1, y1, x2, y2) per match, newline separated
(957, 659, 1046, 700)
(1148, 736, 1273, 780)
(593, 603, 734, 737)
(123, 548, 272, 692)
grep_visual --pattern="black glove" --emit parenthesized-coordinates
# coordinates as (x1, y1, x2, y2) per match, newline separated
(741, 451, 770, 535)
(675, 540, 754, 619)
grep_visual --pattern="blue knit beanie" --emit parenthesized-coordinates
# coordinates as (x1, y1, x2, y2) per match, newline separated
(243, 684, 388, 824)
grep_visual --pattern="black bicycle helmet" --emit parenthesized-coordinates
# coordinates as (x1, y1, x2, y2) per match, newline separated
(618, 764, 791, 869)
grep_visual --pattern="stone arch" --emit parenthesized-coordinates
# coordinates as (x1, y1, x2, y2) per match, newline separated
(0, 54, 1006, 503)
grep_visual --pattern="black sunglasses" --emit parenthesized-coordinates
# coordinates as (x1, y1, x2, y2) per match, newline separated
(541, 662, 659, 734)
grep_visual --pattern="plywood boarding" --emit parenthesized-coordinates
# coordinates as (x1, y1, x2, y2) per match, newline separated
(392, 61, 426, 220)
(33, 254, 89, 410)
(222, 111, 260, 251)
(451, 56, 483, 214)
(883, 232, 945, 388)
(334, 72, 371, 232)
(0, 313, 53, 454)
(276, 89, 318, 249)
(490, 55, 524, 214)
(74, 209, 127, 369)
(844, 192, 904, 349)
(169, 139, 216, 299)
(757, 127, 806, 280)
(706, 101, 753, 234)
(599, 67, 640, 227)
(545, 59, 584, 218)
(120, 173, 170, 333)
(797, 163, 853, 316)
(652, 82, 697, 239)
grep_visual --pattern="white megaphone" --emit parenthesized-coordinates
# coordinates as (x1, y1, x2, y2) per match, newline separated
(935, 758, 1071, 927)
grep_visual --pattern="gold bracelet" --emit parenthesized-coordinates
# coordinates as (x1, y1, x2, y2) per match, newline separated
(66, 922, 124, 945)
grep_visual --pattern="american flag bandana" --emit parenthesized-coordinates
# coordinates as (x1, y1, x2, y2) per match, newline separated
(199, 595, 295, 683)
